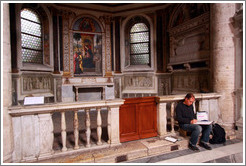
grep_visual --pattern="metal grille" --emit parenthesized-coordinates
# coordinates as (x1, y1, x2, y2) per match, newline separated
(21, 34, 42, 50)
(130, 32, 149, 43)
(130, 23, 148, 32)
(130, 23, 150, 65)
(130, 54, 149, 65)
(21, 8, 43, 64)
(22, 49, 43, 63)
(21, 19, 41, 36)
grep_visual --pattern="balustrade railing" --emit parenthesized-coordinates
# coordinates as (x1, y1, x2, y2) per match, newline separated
(8, 93, 221, 162)
(9, 99, 124, 162)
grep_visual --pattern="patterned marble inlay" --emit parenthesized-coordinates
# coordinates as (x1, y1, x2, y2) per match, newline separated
(63, 16, 70, 72)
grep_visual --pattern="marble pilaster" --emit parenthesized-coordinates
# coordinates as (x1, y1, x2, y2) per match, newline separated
(2, 3, 14, 163)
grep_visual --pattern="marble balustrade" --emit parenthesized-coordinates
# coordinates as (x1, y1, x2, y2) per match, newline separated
(8, 99, 124, 162)
(8, 93, 221, 162)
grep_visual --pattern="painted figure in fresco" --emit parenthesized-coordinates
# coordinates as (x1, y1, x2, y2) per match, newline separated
(83, 39, 95, 68)
(74, 48, 83, 74)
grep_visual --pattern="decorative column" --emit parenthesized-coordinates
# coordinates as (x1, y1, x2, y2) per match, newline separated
(210, 3, 237, 136)
(114, 16, 121, 73)
(62, 11, 72, 77)
(52, 7, 60, 74)
(231, 4, 243, 140)
(2, 3, 14, 163)
(101, 15, 112, 77)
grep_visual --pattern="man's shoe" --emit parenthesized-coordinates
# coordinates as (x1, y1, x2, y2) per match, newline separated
(188, 143, 200, 151)
(199, 142, 212, 150)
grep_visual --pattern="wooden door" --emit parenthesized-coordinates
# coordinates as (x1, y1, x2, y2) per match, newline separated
(119, 97, 157, 142)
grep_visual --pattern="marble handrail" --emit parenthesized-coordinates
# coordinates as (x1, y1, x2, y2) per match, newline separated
(8, 99, 125, 116)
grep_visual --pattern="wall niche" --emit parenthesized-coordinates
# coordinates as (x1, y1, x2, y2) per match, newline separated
(167, 4, 211, 94)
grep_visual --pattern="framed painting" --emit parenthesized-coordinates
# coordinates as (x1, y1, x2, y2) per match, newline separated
(73, 17, 102, 76)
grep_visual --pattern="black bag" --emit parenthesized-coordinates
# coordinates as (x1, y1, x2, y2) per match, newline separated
(209, 123, 226, 144)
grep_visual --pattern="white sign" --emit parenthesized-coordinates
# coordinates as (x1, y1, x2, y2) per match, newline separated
(24, 96, 44, 105)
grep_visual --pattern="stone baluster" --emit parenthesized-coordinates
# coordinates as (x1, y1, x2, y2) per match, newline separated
(75, 87, 79, 101)
(73, 111, 79, 150)
(61, 112, 67, 152)
(170, 102, 175, 134)
(85, 108, 91, 147)
(107, 108, 111, 144)
(97, 107, 102, 145)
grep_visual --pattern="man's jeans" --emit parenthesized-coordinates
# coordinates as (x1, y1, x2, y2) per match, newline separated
(180, 124, 212, 146)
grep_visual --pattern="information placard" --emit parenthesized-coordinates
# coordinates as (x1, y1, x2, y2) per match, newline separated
(24, 96, 44, 105)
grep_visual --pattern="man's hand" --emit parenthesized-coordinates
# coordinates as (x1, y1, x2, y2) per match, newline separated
(190, 119, 197, 124)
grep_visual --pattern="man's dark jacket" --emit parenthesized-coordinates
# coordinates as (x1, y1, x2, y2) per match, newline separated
(176, 101, 196, 126)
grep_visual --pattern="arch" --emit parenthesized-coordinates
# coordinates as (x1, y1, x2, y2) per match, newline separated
(21, 8, 43, 63)
(121, 14, 154, 72)
(169, 4, 210, 29)
(71, 14, 104, 32)
(15, 3, 53, 71)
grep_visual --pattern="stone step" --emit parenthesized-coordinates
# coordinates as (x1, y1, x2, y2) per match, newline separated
(36, 137, 242, 163)
(37, 136, 189, 163)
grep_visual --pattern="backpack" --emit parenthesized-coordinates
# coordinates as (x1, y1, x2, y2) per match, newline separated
(209, 123, 226, 144)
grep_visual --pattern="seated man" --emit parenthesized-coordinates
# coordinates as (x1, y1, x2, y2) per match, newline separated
(176, 93, 212, 151)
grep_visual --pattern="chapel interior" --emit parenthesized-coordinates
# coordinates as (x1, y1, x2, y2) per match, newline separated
(2, 2, 243, 163)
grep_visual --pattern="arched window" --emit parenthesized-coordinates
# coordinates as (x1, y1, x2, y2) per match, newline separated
(21, 8, 43, 64)
(124, 16, 151, 69)
(130, 22, 150, 65)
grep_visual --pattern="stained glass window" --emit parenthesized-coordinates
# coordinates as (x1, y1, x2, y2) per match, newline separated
(21, 8, 43, 64)
(130, 23, 150, 65)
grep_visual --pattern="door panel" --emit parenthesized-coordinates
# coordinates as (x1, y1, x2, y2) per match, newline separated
(119, 97, 157, 142)
(138, 102, 157, 139)
(119, 104, 139, 142)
